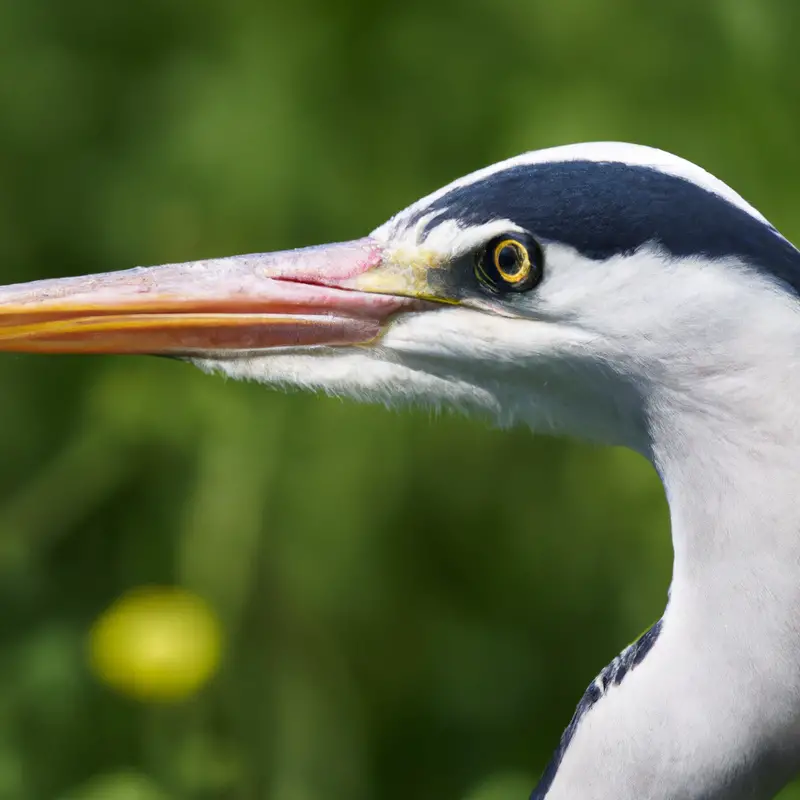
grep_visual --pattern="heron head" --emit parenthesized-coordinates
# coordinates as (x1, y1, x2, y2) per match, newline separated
(1, 142, 797, 453)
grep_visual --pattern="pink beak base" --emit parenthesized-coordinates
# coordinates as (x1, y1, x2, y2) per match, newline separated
(0, 239, 418, 355)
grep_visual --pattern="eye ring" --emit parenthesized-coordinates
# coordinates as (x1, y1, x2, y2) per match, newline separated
(493, 239, 530, 283)
(475, 233, 543, 294)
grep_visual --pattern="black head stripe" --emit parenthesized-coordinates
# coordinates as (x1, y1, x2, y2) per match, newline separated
(413, 161, 800, 294)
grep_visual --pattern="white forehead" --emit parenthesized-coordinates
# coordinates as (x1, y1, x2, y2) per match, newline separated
(372, 142, 770, 249)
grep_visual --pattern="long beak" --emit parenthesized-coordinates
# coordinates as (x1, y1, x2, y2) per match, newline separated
(0, 239, 431, 356)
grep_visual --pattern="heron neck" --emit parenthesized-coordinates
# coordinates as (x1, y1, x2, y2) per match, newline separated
(534, 385, 800, 799)
(653, 378, 800, 594)
(654, 399, 800, 793)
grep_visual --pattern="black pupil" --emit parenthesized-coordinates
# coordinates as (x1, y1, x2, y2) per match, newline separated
(497, 244, 521, 274)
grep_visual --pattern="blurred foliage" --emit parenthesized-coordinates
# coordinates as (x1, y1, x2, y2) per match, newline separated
(1, 0, 800, 797)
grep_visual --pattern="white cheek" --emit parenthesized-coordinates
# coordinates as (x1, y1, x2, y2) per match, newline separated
(534, 243, 800, 436)
(381, 307, 514, 359)
(540, 244, 794, 347)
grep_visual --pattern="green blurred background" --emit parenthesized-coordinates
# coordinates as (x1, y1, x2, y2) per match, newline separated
(1, 0, 799, 797)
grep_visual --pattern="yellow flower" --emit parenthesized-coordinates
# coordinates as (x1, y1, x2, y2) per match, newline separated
(88, 586, 223, 703)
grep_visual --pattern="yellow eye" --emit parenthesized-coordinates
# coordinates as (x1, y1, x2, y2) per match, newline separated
(475, 233, 543, 294)
(493, 239, 531, 284)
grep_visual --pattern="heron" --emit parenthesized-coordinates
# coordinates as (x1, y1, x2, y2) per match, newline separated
(0, 141, 798, 799)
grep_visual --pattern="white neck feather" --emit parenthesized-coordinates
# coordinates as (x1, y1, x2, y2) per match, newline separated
(539, 267, 800, 799)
